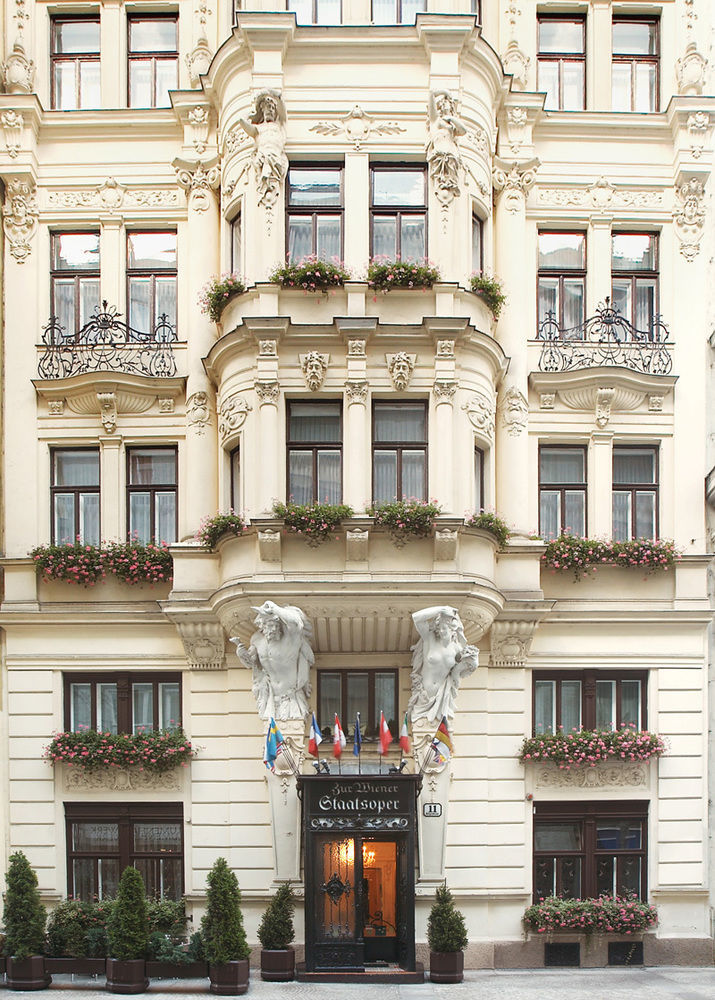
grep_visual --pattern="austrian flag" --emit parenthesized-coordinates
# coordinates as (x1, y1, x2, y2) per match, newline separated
(378, 711, 393, 755)
(333, 714, 347, 757)
(308, 712, 323, 758)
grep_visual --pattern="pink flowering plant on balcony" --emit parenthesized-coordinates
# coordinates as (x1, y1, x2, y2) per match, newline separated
(44, 727, 196, 774)
(367, 498, 442, 543)
(523, 895, 658, 936)
(469, 272, 506, 319)
(272, 500, 354, 546)
(465, 510, 511, 547)
(366, 257, 440, 293)
(541, 534, 679, 579)
(199, 273, 247, 322)
(519, 727, 666, 769)
(196, 510, 246, 549)
(30, 538, 173, 586)
(270, 255, 351, 292)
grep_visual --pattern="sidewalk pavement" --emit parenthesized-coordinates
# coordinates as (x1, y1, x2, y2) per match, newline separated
(23, 968, 715, 1000)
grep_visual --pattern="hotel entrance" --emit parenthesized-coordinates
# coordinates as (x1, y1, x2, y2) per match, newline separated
(300, 775, 420, 977)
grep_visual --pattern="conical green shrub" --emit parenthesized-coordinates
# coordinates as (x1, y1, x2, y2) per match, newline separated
(2, 851, 47, 959)
(427, 883, 468, 953)
(257, 883, 295, 950)
(106, 866, 149, 961)
(201, 858, 250, 964)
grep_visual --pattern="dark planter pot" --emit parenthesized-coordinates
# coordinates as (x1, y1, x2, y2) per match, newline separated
(146, 960, 208, 979)
(429, 950, 464, 983)
(6, 956, 52, 991)
(105, 958, 149, 994)
(209, 960, 249, 995)
(260, 947, 295, 981)
(46, 957, 106, 975)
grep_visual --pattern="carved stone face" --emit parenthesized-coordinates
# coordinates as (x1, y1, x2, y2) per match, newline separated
(436, 94, 454, 117)
(389, 352, 413, 390)
(261, 98, 278, 123)
(303, 352, 327, 391)
(258, 614, 281, 641)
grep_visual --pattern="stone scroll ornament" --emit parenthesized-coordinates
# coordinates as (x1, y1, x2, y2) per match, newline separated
(426, 90, 466, 211)
(407, 606, 479, 725)
(237, 90, 288, 228)
(230, 601, 314, 721)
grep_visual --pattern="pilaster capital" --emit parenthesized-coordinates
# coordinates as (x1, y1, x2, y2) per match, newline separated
(492, 156, 539, 214)
(173, 155, 221, 212)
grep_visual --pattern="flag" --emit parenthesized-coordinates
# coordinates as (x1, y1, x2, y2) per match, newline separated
(333, 713, 346, 758)
(353, 712, 362, 757)
(430, 716, 453, 764)
(263, 717, 284, 772)
(308, 712, 323, 758)
(378, 711, 393, 755)
(400, 711, 410, 753)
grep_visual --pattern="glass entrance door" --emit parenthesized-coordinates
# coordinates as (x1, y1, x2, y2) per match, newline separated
(361, 840, 398, 964)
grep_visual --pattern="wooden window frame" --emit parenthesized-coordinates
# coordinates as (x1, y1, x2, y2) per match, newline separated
(287, 0, 343, 24)
(317, 668, 399, 740)
(612, 444, 659, 540)
(65, 801, 184, 900)
(372, 400, 428, 503)
(286, 400, 343, 503)
(537, 14, 586, 111)
(370, 0, 427, 23)
(471, 212, 483, 274)
(537, 230, 587, 335)
(533, 800, 648, 902)
(126, 230, 177, 337)
(50, 447, 100, 545)
(532, 670, 648, 733)
(612, 16, 660, 113)
(370, 165, 427, 260)
(611, 232, 659, 332)
(126, 445, 178, 544)
(64, 671, 182, 733)
(50, 16, 101, 111)
(538, 444, 587, 539)
(50, 230, 101, 337)
(285, 164, 344, 262)
(127, 15, 178, 109)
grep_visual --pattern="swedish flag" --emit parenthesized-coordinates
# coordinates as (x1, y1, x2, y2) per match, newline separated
(264, 717, 284, 772)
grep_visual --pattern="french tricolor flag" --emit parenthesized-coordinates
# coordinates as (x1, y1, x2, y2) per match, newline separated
(308, 712, 323, 758)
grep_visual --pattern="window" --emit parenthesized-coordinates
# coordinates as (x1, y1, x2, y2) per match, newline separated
(539, 446, 586, 540)
(127, 447, 177, 544)
(471, 213, 483, 274)
(612, 446, 657, 541)
(230, 447, 240, 512)
(533, 671, 646, 734)
(538, 232, 586, 335)
(373, 402, 427, 503)
(612, 18, 659, 112)
(66, 802, 183, 900)
(611, 233, 658, 334)
(51, 232, 100, 336)
(128, 16, 178, 108)
(372, 0, 425, 24)
(230, 211, 242, 275)
(318, 670, 398, 739)
(533, 801, 648, 902)
(127, 232, 177, 337)
(51, 449, 100, 545)
(287, 402, 342, 504)
(66, 672, 181, 734)
(474, 446, 484, 512)
(51, 17, 100, 110)
(537, 16, 586, 111)
(286, 166, 343, 263)
(288, 0, 342, 24)
(371, 167, 427, 260)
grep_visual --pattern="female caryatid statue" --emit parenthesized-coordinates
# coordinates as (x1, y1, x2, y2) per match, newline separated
(230, 601, 314, 721)
(426, 90, 466, 207)
(237, 90, 288, 210)
(408, 606, 479, 725)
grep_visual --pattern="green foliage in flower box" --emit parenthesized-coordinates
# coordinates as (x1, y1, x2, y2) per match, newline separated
(272, 500, 354, 546)
(2, 852, 47, 959)
(196, 511, 246, 549)
(47, 898, 189, 960)
(30, 539, 173, 586)
(367, 499, 442, 542)
(469, 272, 506, 319)
(269, 256, 351, 292)
(519, 728, 665, 768)
(541, 534, 679, 579)
(44, 728, 196, 774)
(366, 257, 440, 292)
(465, 510, 511, 547)
(199, 273, 246, 322)
(523, 895, 657, 935)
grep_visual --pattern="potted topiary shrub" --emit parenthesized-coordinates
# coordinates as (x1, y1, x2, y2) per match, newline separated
(427, 883, 468, 983)
(257, 883, 296, 981)
(2, 851, 51, 990)
(202, 858, 250, 995)
(105, 866, 149, 994)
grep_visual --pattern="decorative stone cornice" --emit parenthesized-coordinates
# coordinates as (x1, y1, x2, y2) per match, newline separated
(489, 619, 538, 667)
(173, 156, 220, 212)
(492, 156, 538, 213)
(174, 620, 226, 670)
(529, 370, 677, 426)
(64, 766, 183, 791)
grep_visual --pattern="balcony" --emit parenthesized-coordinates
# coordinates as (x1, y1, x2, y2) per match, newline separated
(37, 301, 178, 380)
(535, 299, 673, 376)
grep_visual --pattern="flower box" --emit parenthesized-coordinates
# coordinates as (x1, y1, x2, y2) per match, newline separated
(146, 960, 208, 979)
(519, 729, 665, 768)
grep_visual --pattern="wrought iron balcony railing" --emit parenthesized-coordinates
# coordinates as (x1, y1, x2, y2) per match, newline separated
(536, 299, 673, 376)
(37, 301, 178, 379)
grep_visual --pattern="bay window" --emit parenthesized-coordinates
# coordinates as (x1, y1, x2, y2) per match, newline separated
(371, 167, 426, 260)
(286, 166, 343, 263)
(372, 401, 427, 503)
(287, 401, 342, 504)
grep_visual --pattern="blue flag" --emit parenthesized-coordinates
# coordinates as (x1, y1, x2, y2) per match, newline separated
(264, 717, 284, 772)
(353, 712, 362, 757)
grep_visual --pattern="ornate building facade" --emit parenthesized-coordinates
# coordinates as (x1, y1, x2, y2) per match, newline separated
(0, 0, 714, 972)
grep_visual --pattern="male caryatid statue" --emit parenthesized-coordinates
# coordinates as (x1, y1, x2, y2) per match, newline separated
(408, 606, 479, 724)
(230, 601, 314, 720)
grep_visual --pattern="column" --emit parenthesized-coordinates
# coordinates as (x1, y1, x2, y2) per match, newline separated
(174, 158, 221, 539)
(590, 431, 614, 538)
(492, 159, 538, 534)
(587, 216, 613, 315)
(100, 438, 122, 541)
(342, 334, 369, 512)
(432, 337, 457, 514)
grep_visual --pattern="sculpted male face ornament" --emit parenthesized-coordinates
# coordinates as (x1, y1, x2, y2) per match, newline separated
(389, 352, 414, 391)
(302, 351, 328, 391)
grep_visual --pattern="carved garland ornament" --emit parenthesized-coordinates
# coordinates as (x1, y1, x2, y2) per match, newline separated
(64, 767, 183, 792)
(310, 106, 405, 151)
(536, 763, 648, 788)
